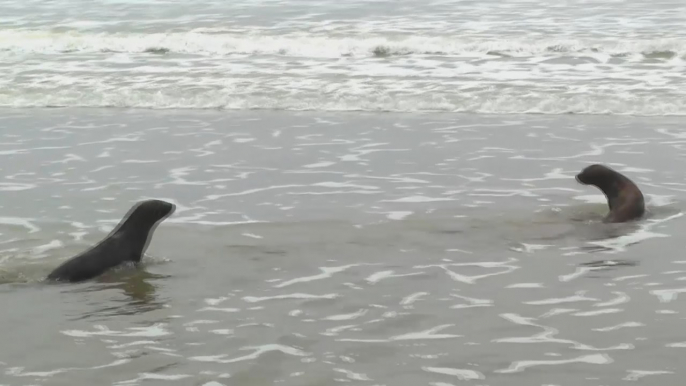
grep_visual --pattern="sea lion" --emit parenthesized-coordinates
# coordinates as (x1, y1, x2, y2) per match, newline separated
(575, 164, 645, 223)
(47, 199, 176, 283)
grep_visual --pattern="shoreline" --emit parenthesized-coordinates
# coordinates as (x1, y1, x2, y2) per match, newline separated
(3, 106, 686, 125)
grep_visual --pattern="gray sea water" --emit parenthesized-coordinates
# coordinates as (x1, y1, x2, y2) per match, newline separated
(2, 0, 686, 114)
(1, 109, 686, 385)
(2, 0, 686, 385)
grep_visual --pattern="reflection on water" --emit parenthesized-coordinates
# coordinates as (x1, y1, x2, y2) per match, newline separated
(1, 110, 686, 385)
(65, 269, 169, 320)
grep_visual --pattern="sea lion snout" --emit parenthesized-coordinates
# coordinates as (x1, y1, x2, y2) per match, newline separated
(139, 199, 176, 219)
(159, 201, 176, 217)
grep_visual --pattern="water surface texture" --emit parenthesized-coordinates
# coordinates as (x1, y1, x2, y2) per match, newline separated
(3, 0, 686, 385)
(0, 110, 685, 385)
(2, 0, 686, 114)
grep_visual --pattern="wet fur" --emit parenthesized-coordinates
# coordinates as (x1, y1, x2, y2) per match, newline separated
(47, 199, 176, 283)
(575, 164, 645, 223)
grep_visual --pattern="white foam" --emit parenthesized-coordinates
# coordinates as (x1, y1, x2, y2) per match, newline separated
(422, 367, 484, 380)
(0, 217, 40, 233)
(107, 340, 158, 349)
(337, 324, 461, 343)
(400, 292, 429, 306)
(115, 373, 192, 384)
(303, 161, 336, 168)
(573, 308, 623, 317)
(6, 359, 130, 378)
(198, 307, 240, 313)
(383, 196, 457, 203)
(242, 293, 339, 303)
(415, 259, 519, 285)
(594, 292, 630, 307)
(8, 87, 686, 114)
(3, 30, 682, 58)
(31, 239, 64, 257)
(586, 213, 683, 253)
(211, 329, 234, 335)
(450, 294, 492, 309)
(496, 354, 613, 374)
(322, 309, 368, 321)
(201, 185, 305, 201)
(0, 183, 36, 191)
(333, 368, 372, 381)
(204, 297, 230, 306)
(614, 274, 649, 282)
(650, 288, 686, 303)
(274, 264, 368, 288)
(593, 322, 645, 332)
(510, 243, 551, 253)
(190, 344, 309, 364)
(507, 283, 544, 289)
(62, 324, 170, 338)
(526, 291, 598, 305)
(645, 194, 676, 207)
(497, 313, 633, 351)
(365, 270, 425, 284)
(385, 211, 413, 220)
(623, 370, 674, 381)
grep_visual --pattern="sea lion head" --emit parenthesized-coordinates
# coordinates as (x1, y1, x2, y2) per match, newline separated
(121, 199, 176, 230)
(575, 164, 618, 187)
(137, 199, 176, 221)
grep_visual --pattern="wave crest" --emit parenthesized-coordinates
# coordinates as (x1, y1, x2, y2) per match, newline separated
(2, 88, 685, 116)
(1, 29, 686, 59)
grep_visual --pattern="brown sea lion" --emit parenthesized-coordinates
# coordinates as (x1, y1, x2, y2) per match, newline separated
(575, 164, 645, 223)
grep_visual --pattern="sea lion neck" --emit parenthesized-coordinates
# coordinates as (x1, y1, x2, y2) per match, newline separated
(112, 211, 159, 255)
(586, 171, 635, 212)
(593, 177, 623, 199)
(119, 222, 153, 254)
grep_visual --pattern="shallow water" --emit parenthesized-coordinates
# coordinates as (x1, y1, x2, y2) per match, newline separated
(0, 109, 685, 385)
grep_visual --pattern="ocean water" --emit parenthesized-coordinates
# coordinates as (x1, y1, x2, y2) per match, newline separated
(2, 1, 686, 386)
(2, 0, 686, 114)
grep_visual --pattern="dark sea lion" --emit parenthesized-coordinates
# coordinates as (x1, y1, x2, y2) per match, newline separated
(575, 164, 645, 223)
(47, 199, 176, 283)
